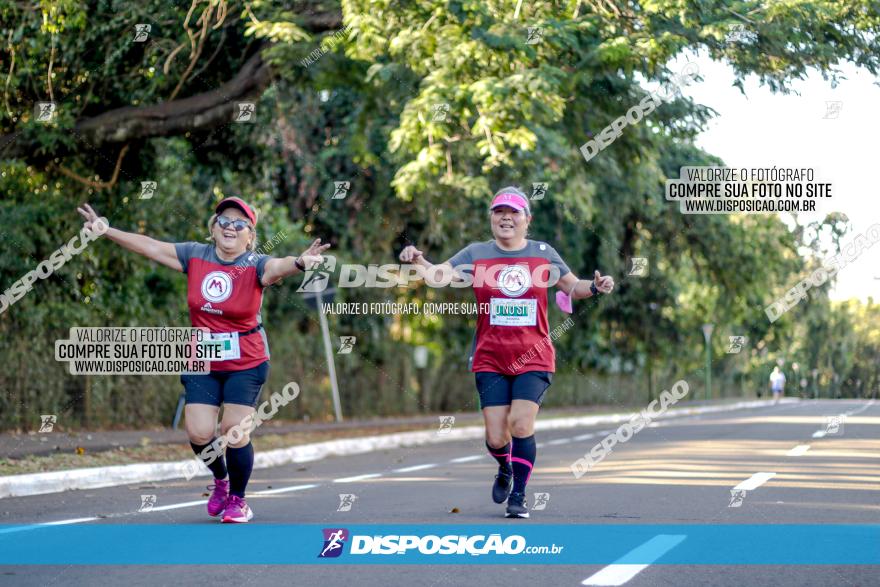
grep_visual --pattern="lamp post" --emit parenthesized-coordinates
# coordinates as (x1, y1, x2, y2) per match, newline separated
(811, 368, 819, 400)
(316, 288, 343, 422)
(647, 303, 659, 402)
(702, 323, 714, 401)
(414, 345, 429, 412)
(303, 287, 343, 422)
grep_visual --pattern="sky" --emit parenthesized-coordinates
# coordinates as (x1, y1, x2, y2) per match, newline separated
(671, 52, 879, 303)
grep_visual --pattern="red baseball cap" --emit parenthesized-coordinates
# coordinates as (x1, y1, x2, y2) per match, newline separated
(215, 197, 257, 226)
(490, 191, 530, 214)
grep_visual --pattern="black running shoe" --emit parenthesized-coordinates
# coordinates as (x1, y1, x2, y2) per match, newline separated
(492, 467, 513, 504)
(505, 491, 529, 518)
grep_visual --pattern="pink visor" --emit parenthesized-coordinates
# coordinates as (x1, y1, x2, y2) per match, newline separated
(490, 192, 530, 213)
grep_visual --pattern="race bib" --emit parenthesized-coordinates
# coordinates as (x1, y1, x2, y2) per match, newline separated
(490, 298, 537, 326)
(203, 331, 241, 361)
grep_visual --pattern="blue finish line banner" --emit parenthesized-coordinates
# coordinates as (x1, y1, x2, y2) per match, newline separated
(0, 524, 877, 565)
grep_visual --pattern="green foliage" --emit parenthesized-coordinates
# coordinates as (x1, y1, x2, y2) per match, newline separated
(1, 0, 877, 429)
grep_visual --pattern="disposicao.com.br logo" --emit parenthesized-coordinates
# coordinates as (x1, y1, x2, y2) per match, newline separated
(297, 255, 563, 292)
(318, 528, 349, 558)
(317, 528, 563, 558)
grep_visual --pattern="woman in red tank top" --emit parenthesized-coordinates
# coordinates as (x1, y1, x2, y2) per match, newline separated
(78, 198, 329, 523)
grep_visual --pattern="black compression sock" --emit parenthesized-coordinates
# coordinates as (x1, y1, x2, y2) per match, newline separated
(486, 440, 512, 474)
(190, 438, 228, 479)
(226, 442, 255, 498)
(510, 435, 536, 494)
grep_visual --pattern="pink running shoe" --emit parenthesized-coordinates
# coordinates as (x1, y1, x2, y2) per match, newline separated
(222, 495, 254, 523)
(206, 478, 229, 517)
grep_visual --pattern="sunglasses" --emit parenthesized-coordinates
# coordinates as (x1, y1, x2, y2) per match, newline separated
(215, 215, 252, 232)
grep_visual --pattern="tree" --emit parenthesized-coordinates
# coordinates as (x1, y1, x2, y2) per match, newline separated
(1, 0, 877, 428)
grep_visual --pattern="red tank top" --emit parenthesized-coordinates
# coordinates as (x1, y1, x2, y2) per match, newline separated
(175, 242, 271, 371)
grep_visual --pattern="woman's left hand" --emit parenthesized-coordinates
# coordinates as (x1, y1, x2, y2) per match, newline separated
(297, 238, 332, 269)
(594, 270, 614, 294)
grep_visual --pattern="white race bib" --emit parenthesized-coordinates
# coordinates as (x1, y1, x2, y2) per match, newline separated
(203, 331, 241, 361)
(490, 298, 537, 326)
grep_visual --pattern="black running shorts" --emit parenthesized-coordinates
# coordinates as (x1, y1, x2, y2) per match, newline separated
(181, 361, 269, 407)
(474, 370, 553, 408)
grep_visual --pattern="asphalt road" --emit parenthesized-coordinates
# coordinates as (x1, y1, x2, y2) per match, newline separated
(0, 399, 877, 586)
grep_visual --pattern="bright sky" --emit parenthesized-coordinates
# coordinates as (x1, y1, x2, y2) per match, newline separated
(672, 53, 879, 303)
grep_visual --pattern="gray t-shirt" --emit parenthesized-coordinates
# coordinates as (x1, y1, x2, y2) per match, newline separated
(446, 239, 571, 374)
(447, 240, 571, 277)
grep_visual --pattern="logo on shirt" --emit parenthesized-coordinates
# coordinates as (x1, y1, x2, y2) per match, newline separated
(201, 271, 233, 303)
(200, 302, 223, 315)
(497, 265, 531, 297)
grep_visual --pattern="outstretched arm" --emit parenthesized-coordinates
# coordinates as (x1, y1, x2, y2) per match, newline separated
(77, 203, 182, 272)
(557, 270, 615, 300)
(399, 245, 467, 286)
(261, 238, 332, 287)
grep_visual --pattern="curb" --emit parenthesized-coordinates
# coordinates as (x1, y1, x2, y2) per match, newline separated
(0, 398, 796, 499)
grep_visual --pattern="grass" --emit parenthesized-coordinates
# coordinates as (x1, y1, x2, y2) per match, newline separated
(0, 423, 443, 476)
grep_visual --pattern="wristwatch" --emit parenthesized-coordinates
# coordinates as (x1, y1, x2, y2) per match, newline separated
(294, 257, 306, 271)
(590, 281, 600, 296)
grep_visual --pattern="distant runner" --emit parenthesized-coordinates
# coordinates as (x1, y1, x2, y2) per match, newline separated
(400, 186, 614, 517)
(770, 366, 786, 403)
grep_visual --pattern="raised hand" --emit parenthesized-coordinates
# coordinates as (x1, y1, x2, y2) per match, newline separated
(594, 270, 614, 294)
(399, 245, 423, 263)
(76, 203, 106, 233)
(297, 238, 331, 269)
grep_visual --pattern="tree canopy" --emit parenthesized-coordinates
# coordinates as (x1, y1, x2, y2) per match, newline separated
(1, 0, 877, 429)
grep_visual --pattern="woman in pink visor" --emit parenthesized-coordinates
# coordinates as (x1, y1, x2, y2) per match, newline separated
(400, 186, 614, 518)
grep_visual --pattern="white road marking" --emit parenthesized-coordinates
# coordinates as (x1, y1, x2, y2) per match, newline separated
(546, 438, 571, 446)
(147, 483, 321, 510)
(252, 483, 320, 496)
(2, 484, 322, 533)
(148, 499, 207, 512)
(0, 516, 100, 535)
(333, 473, 382, 483)
(786, 445, 811, 456)
(582, 534, 687, 585)
(41, 517, 100, 525)
(573, 433, 596, 441)
(810, 400, 873, 438)
(150, 483, 320, 508)
(149, 483, 321, 507)
(734, 472, 776, 491)
(846, 399, 875, 416)
(450, 455, 483, 463)
(393, 463, 437, 473)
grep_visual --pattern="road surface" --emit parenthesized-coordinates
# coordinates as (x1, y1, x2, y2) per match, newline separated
(0, 399, 876, 586)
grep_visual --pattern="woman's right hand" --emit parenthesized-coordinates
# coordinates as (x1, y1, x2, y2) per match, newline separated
(399, 245, 423, 263)
(76, 203, 107, 233)
(75, 203, 183, 271)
